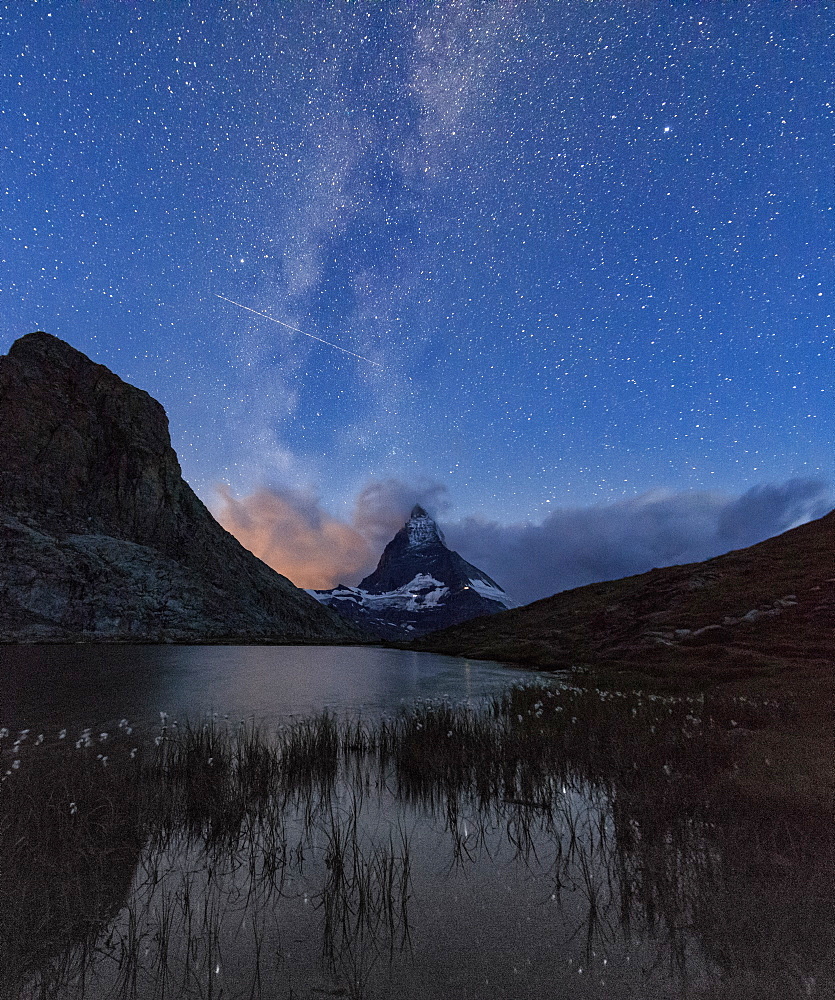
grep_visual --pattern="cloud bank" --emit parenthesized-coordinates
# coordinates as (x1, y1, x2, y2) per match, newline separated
(214, 479, 450, 590)
(444, 478, 832, 605)
(215, 477, 832, 603)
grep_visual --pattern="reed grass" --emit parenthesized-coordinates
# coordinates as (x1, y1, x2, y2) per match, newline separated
(0, 681, 830, 999)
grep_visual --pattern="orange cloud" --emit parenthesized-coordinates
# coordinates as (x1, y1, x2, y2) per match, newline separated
(213, 479, 451, 590)
(214, 484, 374, 589)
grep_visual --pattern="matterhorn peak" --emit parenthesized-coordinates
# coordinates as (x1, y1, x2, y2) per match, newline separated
(309, 501, 516, 638)
(405, 505, 444, 547)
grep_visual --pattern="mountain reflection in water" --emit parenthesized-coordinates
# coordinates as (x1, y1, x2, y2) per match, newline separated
(1, 674, 832, 999)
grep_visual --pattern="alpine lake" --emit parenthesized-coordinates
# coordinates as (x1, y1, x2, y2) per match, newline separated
(1, 645, 831, 1000)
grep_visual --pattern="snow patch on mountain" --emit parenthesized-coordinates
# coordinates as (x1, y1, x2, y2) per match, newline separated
(309, 506, 515, 638)
(467, 578, 518, 607)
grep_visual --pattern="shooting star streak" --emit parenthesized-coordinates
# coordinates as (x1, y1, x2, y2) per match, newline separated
(215, 294, 382, 367)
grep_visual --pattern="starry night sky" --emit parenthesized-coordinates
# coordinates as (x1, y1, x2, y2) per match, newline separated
(1, 2, 832, 600)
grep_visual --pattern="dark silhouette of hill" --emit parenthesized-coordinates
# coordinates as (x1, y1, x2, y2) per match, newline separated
(408, 509, 834, 680)
(0, 332, 361, 643)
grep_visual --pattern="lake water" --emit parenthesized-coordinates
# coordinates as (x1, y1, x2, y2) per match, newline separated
(0, 644, 548, 735)
(1, 646, 829, 1000)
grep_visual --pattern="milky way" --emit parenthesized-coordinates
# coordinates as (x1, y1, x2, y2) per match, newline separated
(1, 2, 831, 545)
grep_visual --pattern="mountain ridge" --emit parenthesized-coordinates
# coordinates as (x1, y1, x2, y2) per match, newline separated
(405, 507, 835, 678)
(0, 331, 362, 643)
(309, 505, 515, 638)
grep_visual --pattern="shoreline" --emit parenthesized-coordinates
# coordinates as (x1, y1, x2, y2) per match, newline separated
(2, 638, 830, 811)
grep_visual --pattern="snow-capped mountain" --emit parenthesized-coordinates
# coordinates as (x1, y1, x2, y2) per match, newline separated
(308, 506, 516, 639)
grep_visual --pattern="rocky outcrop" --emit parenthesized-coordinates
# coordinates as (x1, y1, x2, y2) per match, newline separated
(309, 506, 515, 638)
(0, 332, 362, 642)
(407, 508, 835, 678)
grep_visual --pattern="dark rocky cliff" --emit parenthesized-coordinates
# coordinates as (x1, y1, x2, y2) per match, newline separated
(0, 332, 362, 642)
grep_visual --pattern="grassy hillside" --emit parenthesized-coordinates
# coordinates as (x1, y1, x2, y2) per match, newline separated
(406, 510, 834, 810)
(408, 508, 834, 682)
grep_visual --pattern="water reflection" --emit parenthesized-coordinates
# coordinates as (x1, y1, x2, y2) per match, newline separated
(2, 682, 831, 999)
(0, 645, 540, 735)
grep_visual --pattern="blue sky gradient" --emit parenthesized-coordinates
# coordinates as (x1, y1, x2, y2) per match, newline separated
(1, 2, 831, 595)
